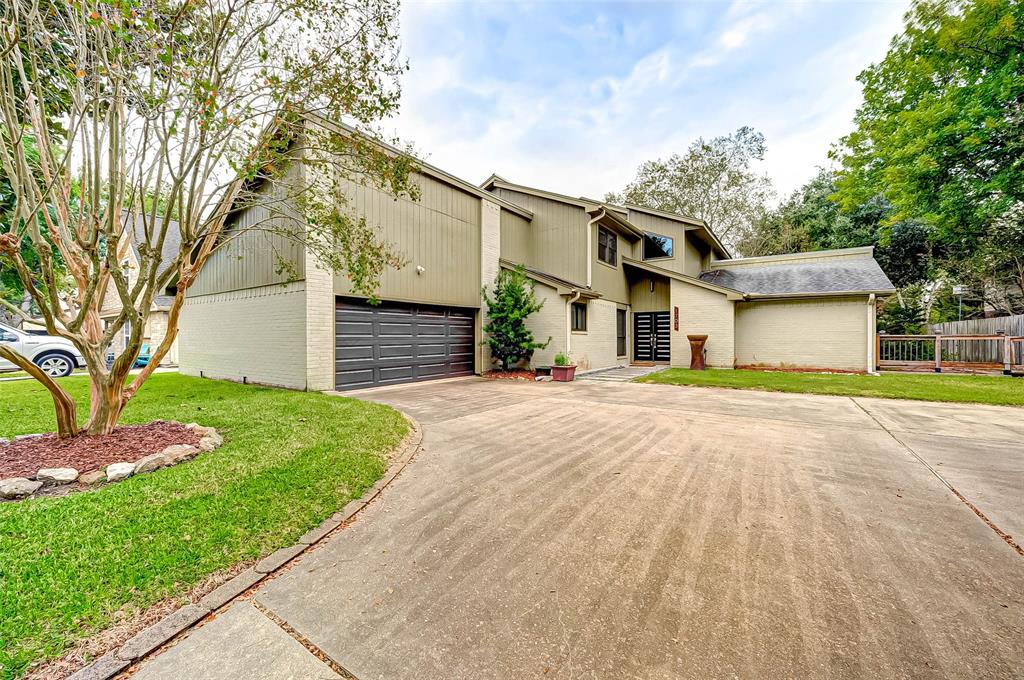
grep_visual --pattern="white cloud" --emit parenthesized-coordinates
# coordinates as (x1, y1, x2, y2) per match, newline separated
(389, 1, 910, 203)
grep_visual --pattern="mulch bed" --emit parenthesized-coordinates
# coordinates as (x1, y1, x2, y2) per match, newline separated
(483, 370, 537, 381)
(0, 422, 201, 479)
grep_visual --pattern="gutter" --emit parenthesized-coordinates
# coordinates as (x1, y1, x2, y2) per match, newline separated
(585, 210, 604, 288)
(742, 289, 897, 300)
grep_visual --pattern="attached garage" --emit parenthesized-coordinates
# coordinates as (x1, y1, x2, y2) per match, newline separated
(334, 297, 476, 390)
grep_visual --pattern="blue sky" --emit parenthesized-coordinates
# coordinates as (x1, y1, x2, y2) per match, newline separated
(389, 0, 909, 203)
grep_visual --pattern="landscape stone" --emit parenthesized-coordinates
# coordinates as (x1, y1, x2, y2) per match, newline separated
(198, 432, 223, 451)
(134, 452, 168, 474)
(106, 462, 135, 482)
(162, 444, 199, 464)
(79, 470, 106, 485)
(0, 477, 43, 499)
(36, 467, 79, 484)
(186, 422, 216, 438)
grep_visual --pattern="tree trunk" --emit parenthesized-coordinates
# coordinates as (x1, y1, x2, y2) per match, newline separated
(87, 378, 126, 435)
(0, 345, 78, 438)
(84, 357, 130, 436)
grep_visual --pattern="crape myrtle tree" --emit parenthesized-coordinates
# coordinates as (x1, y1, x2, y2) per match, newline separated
(482, 266, 549, 371)
(0, 0, 416, 437)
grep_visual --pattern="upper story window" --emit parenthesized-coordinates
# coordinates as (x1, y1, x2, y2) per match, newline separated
(642, 232, 674, 260)
(598, 226, 617, 266)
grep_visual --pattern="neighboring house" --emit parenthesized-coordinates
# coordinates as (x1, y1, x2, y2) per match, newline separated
(178, 140, 894, 391)
(100, 214, 181, 365)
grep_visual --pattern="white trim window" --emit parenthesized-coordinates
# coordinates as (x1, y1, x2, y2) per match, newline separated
(598, 226, 617, 266)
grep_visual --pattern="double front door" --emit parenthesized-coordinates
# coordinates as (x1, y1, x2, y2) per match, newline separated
(633, 311, 670, 362)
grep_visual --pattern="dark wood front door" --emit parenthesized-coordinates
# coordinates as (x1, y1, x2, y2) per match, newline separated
(633, 311, 670, 362)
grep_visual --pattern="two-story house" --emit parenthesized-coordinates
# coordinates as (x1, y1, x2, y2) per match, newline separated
(179, 137, 894, 391)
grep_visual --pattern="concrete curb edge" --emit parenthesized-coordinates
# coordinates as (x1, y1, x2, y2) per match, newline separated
(68, 413, 424, 680)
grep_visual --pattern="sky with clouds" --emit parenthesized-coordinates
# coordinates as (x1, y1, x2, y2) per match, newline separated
(386, 0, 910, 205)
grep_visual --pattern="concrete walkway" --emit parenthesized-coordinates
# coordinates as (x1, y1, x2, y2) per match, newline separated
(132, 378, 1024, 679)
(575, 364, 665, 382)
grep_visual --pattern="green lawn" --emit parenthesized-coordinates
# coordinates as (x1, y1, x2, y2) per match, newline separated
(0, 373, 407, 679)
(637, 369, 1024, 406)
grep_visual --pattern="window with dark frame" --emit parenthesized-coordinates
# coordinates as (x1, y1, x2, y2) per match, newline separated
(642, 232, 674, 260)
(571, 301, 588, 332)
(616, 309, 627, 356)
(598, 226, 617, 266)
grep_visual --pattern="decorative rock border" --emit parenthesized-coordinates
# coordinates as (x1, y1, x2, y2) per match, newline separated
(0, 423, 224, 501)
(67, 413, 423, 680)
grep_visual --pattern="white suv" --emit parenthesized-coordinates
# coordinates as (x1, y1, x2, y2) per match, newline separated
(0, 322, 86, 377)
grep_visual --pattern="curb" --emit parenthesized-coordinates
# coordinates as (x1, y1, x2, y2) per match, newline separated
(68, 413, 423, 680)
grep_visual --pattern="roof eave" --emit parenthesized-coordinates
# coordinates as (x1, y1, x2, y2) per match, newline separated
(622, 257, 744, 299)
(304, 119, 535, 220)
(589, 207, 644, 239)
(743, 288, 897, 300)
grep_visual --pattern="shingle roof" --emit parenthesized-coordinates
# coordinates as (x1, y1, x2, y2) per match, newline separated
(124, 213, 182, 281)
(699, 258, 895, 296)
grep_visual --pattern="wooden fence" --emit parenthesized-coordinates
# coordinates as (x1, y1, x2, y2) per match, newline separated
(877, 333, 1024, 374)
(929, 313, 1024, 337)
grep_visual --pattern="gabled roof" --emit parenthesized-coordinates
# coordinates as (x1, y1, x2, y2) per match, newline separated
(482, 175, 601, 210)
(700, 251, 895, 297)
(481, 175, 731, 259)
(588, 206, 644, 240)
(622, 257, 745, 300)
(305, 123, 538, 220)
(498, 259, 600, 298)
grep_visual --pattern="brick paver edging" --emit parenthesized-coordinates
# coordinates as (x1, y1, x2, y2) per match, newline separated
(68, 413, 424, 680)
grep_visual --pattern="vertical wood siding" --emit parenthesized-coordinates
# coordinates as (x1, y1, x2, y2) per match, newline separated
(629, 273, 671, 312)
(491, 188, 587, 285)
(500, 210, 532, 265)
(189, 181, 306, 297)
(333, 173, 482, 308)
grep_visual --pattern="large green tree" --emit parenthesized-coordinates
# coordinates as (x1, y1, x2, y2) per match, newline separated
(0, 0, 415, 436)
(833, 0, 1024, 313)
(607, 127, 775, 249)
(741, 168, 932, 288)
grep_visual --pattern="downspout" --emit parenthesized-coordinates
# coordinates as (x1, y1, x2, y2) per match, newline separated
(566, 289, 581, 357)
(586, 210, 604, 289)
(867, 293, 876, 374)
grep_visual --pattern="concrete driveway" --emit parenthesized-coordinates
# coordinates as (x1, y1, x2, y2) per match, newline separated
(133, 378, 1024, 679)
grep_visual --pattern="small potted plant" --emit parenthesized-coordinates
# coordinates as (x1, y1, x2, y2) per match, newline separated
(551, 352, 577, 382)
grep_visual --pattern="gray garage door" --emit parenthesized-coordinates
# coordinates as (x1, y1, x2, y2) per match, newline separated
(335, 297, 475, 390)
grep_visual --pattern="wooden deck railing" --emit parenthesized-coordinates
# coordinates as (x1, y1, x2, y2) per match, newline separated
(876, 333, 1024, 374)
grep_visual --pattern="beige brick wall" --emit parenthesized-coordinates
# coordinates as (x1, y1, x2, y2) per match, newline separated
(479, 200, 501, 371)
(735, 296, 870, 372)
(179, 282, 308, 389)
(570, 298, 625, 371)
(304, 246, 335, 391)
(671, 280, 736, 368)
(523, 281, 566, 369)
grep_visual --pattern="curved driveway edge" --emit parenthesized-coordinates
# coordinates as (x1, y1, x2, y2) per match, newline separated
(67, 413, 423, 680)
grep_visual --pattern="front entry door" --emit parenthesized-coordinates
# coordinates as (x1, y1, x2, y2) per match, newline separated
(633, 311, 670, 362)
